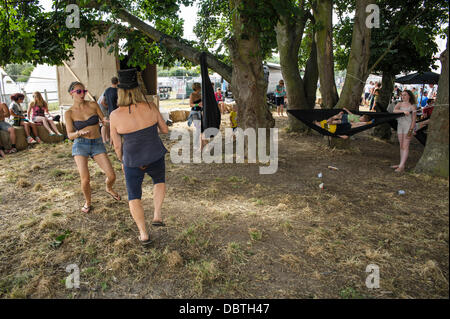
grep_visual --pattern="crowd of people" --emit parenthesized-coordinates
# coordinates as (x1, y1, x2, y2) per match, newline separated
(0, 92, 63, 158)
(0, 70, 438, 241)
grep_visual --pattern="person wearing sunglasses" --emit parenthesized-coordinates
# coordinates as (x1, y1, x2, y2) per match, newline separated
(27, 91, 62, 138)
(65, 81, 121, 214)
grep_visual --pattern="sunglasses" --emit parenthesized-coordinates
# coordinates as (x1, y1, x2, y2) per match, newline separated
(71, 89, 88, 95)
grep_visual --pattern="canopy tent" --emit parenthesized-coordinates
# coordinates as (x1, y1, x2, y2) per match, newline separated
(395, 71, 440, 107)
(395, 72, 440, 85)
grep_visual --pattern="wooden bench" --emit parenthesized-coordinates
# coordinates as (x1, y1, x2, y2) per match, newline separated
(0, 122, 66, 151)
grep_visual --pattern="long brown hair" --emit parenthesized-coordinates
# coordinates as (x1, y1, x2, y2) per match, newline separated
(117, 87, 150, 108)
(31, 91, 48, 110)
(403, 90, 416, 105)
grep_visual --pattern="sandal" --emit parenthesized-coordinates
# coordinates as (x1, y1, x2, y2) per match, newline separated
(6, 148, 17, 154)
(106, 190, 121, 201)
(138, 236, 152, 246)
(152, 220, 165, 227)
(81, 205, 92, 213)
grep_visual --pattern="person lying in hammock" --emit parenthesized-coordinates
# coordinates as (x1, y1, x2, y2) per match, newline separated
(326, 107, 372, 125)
(313, 112, 374, 139)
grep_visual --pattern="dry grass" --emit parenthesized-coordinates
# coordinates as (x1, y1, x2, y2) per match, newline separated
(0, 113, 448, 299)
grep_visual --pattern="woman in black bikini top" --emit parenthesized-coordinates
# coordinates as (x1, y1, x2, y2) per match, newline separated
(65, 81, 120, 214)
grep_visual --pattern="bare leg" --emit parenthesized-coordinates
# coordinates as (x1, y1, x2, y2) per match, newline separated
(74, 155, 91, 209)
(8, 127, 16, 145)
(129, 199, 149, 241)
(22, 122, 31, 137)
(40, 117, 55, 134)
(152, 183, 166, 223)
(48, 119, 62, 135)
(92, 152, 119, 199)
(391, 133, 404, 169)
(396, 134, 411, 172)
(29, 122, 39, 138)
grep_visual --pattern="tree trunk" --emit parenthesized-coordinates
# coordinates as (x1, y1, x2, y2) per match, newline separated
(335, 0, 374, 111)
(229, 0, 274, 130)
(372, 70, 395, 140)
(415, 45, 449, 177)
(313, 0, 339, 109)
(303, 33, 319, 110)
(275, 7, 310, 132)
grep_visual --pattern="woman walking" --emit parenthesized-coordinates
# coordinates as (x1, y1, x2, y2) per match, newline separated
(391, 90, 417, 172)
(110, 69, 169, 245)
(65, 81, 120, 213)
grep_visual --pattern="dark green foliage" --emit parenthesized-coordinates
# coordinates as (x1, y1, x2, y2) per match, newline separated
(334, 0, 448, 74)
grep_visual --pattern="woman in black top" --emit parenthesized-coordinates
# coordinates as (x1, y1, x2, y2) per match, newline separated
(65, 81, 120, 214)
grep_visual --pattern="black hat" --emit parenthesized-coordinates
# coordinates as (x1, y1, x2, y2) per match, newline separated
(117, 68, 139, 89)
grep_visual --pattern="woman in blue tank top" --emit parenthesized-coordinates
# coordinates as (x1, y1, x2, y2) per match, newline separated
(109, 69, 169, 245)
(65, 81, 121, 214)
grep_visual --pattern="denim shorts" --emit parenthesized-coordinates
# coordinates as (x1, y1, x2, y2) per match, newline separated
(341, 114, 349, 124)
(72, 137, 106, 158)
(0, 121, 12, 131)
(123, 156, 166, 201)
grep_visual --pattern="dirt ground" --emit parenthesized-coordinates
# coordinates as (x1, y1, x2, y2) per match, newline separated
(0, 111, 448, 299)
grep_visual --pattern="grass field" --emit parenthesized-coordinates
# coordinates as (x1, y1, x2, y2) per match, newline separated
(0, 112, 448, 299)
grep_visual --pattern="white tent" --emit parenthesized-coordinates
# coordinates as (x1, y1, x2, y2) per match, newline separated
(0, 68, 21, 103)
(23, 64, 58, 104)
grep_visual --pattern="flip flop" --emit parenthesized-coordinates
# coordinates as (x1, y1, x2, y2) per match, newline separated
(81, 205, 92, 213)
(152, 221, 165, 227)
(106, 191, 121, 201)
(138, 236, 152, 246)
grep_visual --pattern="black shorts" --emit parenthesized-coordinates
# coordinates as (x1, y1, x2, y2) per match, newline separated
(123, 156, 166, 200)
(335, 123, 352, 135)
(275, 96, 285, 106)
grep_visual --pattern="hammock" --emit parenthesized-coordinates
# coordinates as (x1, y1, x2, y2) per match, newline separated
(287, 109, 404, 137)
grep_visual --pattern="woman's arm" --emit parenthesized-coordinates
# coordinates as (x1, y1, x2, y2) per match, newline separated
(109, 116, 123, 161)
(155, 107, 169, 134)
(44, 105, 51, 117)
(93, 101, 108, 125)
(407, 105, 417, 138)
(27, 103, 33, 120)
(189, 93, 195, 107)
